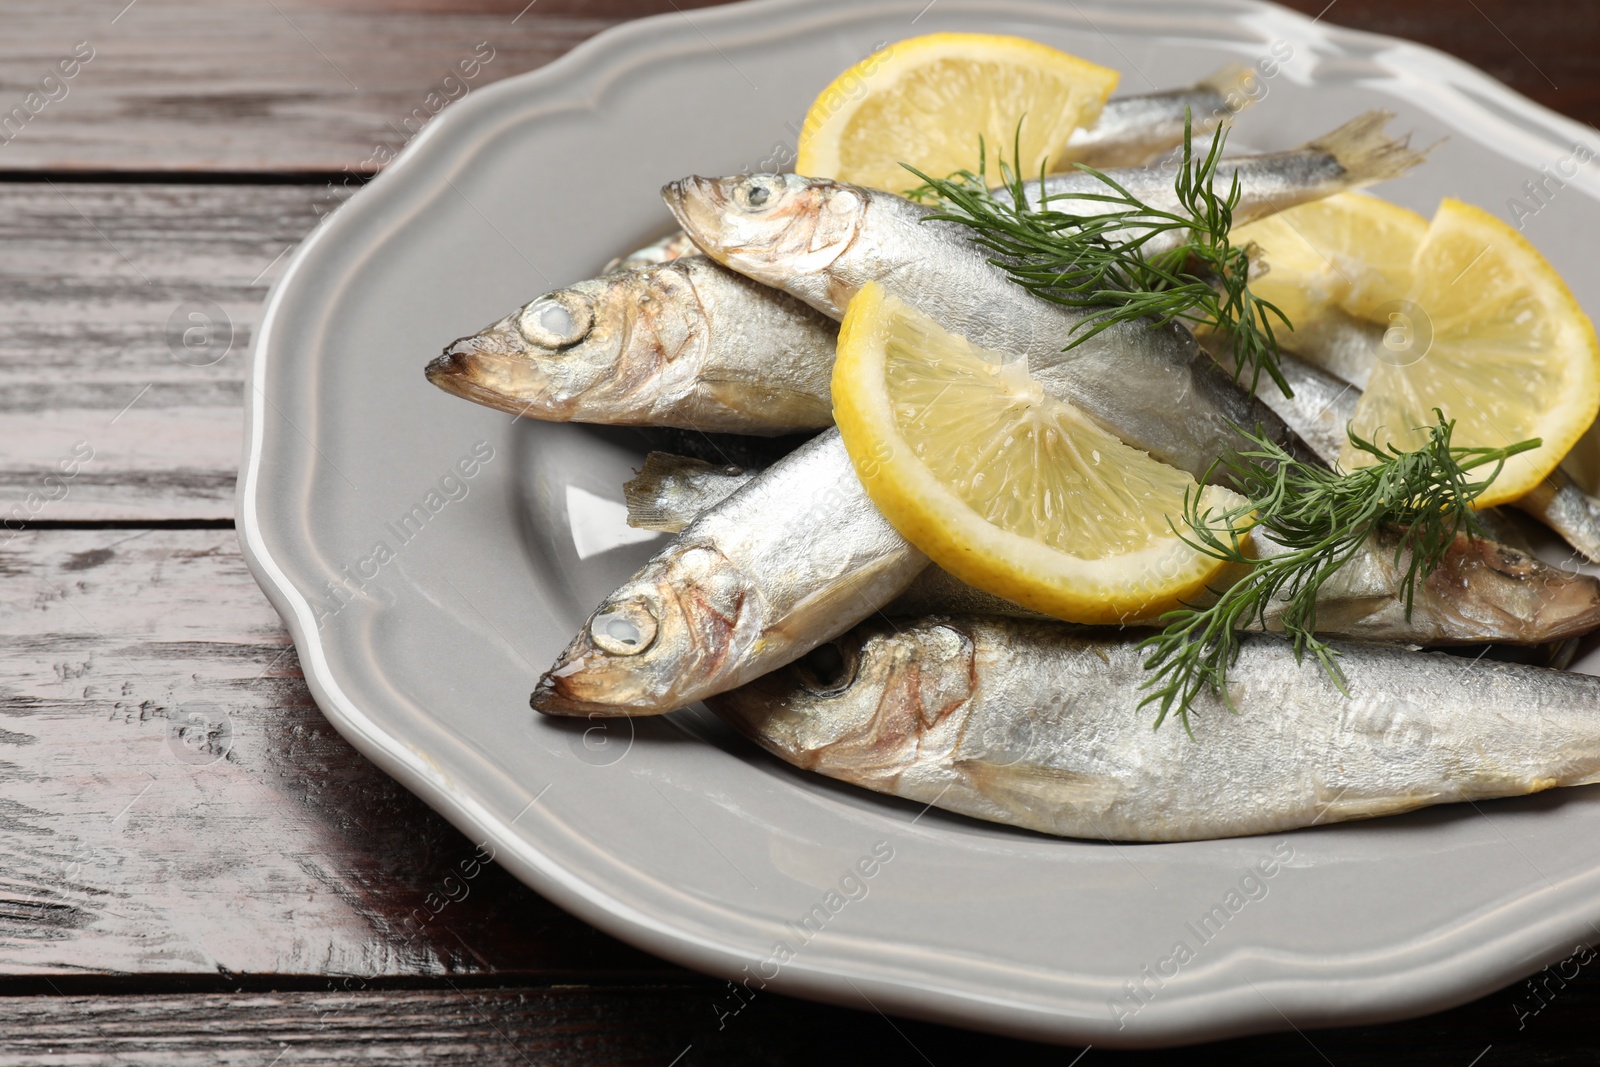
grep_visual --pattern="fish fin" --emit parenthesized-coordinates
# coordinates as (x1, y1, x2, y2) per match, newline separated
(1560, 769, 1600, 788)
(1305, 110, 1435, 187)
(1198, 62, 1259, 113)
(953, 758, 1124, 830)
(1313, 790, 1443, 825)
(622, 452, 716, 532)
(698, 377, 834, 431)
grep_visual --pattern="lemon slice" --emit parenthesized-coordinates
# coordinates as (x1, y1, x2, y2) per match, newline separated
(1341, 199, 1600, 506)
(1232, 192, 1429, 334)
(832, 282, 1244, 624)
(796, 33, 1119, 194)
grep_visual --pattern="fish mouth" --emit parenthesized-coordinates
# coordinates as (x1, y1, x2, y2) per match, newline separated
(424, 343, 508, 409)
(530, 663, 678, 717)
(1476, 540, 1600, 642)
(659, 176, 698, 216)
(424, 342, 475, 393)
(424, 325, 543, 415)
(530, 619, 680, 718)
(661, 176, 728, 246)
(531, 672, 618, 717)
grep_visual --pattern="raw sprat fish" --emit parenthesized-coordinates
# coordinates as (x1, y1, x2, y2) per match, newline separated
(531, 430, 927, 717)
(1234, 339, 1600, 565)
(708, 615, 1600, 842)
(664, 164, 1310, 482)
(659, 143, 1431, 479)
(622, 452, 1046, 620)
(622, 450, 1600, 648)
(426, 106, 1398, 451)
(424, 27, 1600, 845)
(1025, 111, 1429, 256)
(1057, 62, 1260, 168)
(426, 256, 837, 436)
(597, 66, 1263, 275)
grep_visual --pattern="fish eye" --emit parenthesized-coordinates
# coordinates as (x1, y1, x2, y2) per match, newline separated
(589, 598, 658, 656)
(795, 640, 858, 695)
(734, 175, 784, 213)
(518, 290, 594, 349)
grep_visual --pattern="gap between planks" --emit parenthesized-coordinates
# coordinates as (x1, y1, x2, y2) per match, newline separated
(0, 527, 671, 980)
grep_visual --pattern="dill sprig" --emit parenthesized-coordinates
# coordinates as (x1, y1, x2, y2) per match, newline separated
(1139, 411, 1541, 733)
(903, 114, 1294, 398)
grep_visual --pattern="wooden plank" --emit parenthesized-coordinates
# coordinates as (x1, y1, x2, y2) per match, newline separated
(0, 182, 322, 522)
(0, 0, 1592, 175)
(0, 527, 676, 978)
(3, 971, 1600, 1067)
(0, 0, 736, 174)
(3, 1, 1592, 523)
(1274, 0, 1599, 130)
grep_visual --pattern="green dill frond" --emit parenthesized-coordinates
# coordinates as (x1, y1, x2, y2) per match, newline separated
(900, 121, 1534, 734)
(904, 112, 1295, 398)
(1137, 412, 1541, 733)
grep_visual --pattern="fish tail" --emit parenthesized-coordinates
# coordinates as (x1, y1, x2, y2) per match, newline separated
(1198, 62, 1261, 114)
(623, 452, 719, 532)
(1305, 110, 1434, 187)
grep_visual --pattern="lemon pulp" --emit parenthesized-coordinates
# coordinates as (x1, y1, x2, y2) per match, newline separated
(833, 282, 1244, 624)
(797, 33, 1119, 194)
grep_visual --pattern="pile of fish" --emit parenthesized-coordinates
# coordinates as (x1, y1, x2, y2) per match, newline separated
(427, 69, 1600, 842)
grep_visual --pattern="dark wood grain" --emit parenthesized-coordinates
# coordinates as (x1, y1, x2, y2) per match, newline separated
(7, 0, 1600, 1062)
(0, 0, 1592, 176)
(0, 527, 672, 979)
(0, 183, 320, 521)
(5, 968, 1600, 1067)
(0, 0, 735, 174)
(1275, 0, 1600, 130)
(2, 526, 1596, 1057)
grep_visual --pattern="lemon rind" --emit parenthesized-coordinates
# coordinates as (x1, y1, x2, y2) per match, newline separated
(796, 32, 1119, 189)
(834, 282, 1239, 625)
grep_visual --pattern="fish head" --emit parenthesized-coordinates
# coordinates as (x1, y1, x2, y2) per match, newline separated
(661, 174, 867, 309)
(425, 275, 663, 419)
(1425, 534, 1600, 644)
(707, 619, 976, 785)
(531, 542, 758, 716)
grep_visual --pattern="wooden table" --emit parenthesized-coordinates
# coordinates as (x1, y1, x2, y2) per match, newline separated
(5, 1, 1600, 1062)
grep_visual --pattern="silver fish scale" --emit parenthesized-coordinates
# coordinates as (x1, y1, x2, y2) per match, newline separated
(532, 430, 929, 715)
(1060, 83, 1235, 169)
(1263, 316, 1600, 564)
(664, 175, 1321, 483)
(691, 431, 924, 621)
(619, 448, 1600, 646)
(868, 191, 1307, 481)
(428, 255, 836, 436)
(709, 616, 1600, 841)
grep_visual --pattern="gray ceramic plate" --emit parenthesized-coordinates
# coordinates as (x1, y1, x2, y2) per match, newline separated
(239, 0, 1600, 1048)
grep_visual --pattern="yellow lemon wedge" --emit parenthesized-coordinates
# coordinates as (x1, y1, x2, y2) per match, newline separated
(1341, 198, 1600, 506)
(796, 33, 1119, 194)
(832, 282, 1246, 625)
(1232, 191, 1429, 335)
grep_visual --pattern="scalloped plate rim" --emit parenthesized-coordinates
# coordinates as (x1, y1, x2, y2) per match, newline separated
(238, 0, 1600, 1048)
